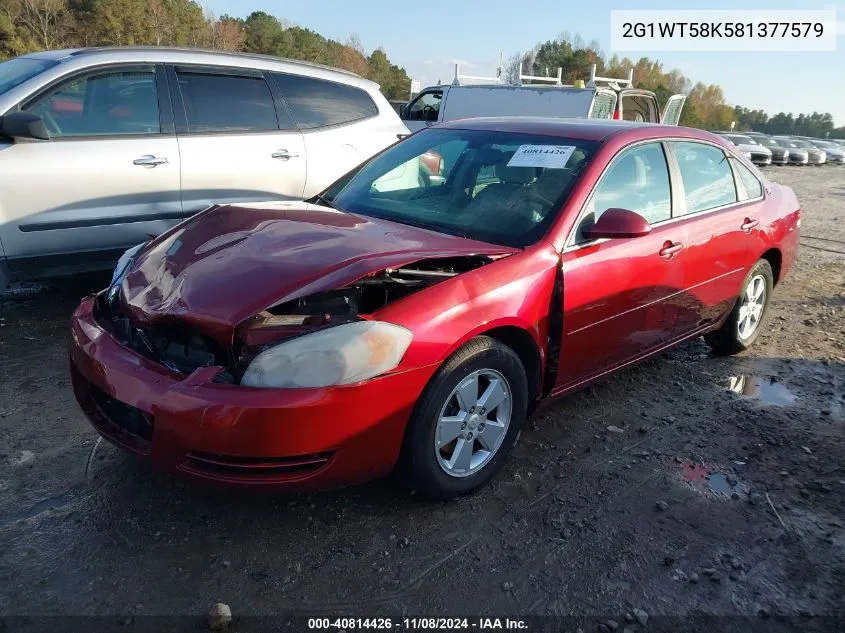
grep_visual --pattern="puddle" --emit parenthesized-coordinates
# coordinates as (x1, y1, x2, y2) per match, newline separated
(721, 374, 796, 406)
(681, 462, 749, 499)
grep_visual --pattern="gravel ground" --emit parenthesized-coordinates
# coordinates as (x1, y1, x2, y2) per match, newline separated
(0, 165, 843, 633)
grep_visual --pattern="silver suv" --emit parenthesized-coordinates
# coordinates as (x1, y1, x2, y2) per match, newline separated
(0, 47, 410, 288)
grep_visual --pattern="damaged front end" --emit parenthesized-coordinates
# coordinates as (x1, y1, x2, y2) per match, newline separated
(96, 255, 496, 386)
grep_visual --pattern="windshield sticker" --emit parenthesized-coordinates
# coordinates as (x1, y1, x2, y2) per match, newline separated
(507, 145, 577, 169)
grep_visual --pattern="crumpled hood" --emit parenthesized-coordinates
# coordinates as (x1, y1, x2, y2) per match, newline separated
(121, 201, 517, 344)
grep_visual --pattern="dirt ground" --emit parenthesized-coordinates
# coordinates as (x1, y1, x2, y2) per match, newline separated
(0, 166, 843, 633)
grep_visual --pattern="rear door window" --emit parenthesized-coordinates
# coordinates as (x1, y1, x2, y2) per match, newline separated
(732, 160, 763, 201)
(175, 71, 279, 133)
(672, 142, 738, 215)
(272, 73, 378, 129)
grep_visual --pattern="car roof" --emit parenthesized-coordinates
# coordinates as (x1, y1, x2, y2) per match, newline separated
(435, 117, 723, 143)
(20, 46, 372, 87)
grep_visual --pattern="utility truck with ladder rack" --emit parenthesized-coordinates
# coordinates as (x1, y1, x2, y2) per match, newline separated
(401, 62, 687, 133)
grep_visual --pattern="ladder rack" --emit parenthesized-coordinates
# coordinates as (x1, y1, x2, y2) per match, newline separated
(451, 59, 635, 90)
(452, 52, 504, 86)
(518, 63, 563, 86)
(586, 63, 634, 89)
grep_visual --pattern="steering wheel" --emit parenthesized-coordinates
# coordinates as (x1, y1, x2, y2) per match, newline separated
(422, 104, 436, 120)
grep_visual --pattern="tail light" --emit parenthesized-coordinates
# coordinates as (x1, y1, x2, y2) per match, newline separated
(613, 110, 621, 120)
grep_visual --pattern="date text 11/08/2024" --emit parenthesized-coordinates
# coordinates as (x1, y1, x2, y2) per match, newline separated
(307, 618, 529, 630)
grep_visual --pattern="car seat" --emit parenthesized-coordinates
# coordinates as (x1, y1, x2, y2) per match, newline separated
(469, 148, 537, 206)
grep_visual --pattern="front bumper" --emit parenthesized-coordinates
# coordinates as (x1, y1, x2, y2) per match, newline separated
(70, 296, 437, 490)
(749, 152, 771, 165)
(825, 154, 845, 164)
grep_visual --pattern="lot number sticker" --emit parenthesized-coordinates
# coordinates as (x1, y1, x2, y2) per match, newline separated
(507, 145, 576, 169)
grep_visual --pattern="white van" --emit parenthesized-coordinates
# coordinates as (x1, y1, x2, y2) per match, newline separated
(401, 64, 686, 133)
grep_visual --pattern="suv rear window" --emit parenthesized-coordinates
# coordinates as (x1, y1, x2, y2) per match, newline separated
(272, 73, 378, 129)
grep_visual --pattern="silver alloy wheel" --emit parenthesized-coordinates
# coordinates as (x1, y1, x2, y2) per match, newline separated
(434, 369, 512, 478)
(738, 274, 767, 340)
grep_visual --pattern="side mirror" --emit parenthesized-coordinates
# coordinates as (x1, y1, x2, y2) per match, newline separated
(0, 111, 50, 141)
(585, 208, 651, 240)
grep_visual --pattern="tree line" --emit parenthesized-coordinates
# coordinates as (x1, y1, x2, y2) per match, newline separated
(0, 0, 412, 99)
(505, 33, 843, 138)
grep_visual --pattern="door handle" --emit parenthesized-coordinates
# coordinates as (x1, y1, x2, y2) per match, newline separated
(659, 241, 683, 258)
(133, 155, 168, 167)
(272, 149, 300, 160)
(741, 218, 759, 232)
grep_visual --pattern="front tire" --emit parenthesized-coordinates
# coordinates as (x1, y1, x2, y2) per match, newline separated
(399, 336, 528, 500)
(705, 259, 774, 356)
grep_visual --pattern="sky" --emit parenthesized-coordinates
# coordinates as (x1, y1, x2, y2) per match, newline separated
(206, 0, 845, 126)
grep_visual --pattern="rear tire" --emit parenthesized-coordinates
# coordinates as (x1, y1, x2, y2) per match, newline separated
(399, 336, 527, 500)
(705, 259, 774, 356)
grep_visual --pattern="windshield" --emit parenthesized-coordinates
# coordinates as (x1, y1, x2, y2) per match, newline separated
(0, 57, 58, 96)
(324, 128, 599, 248)
(814, 140, 837, 149)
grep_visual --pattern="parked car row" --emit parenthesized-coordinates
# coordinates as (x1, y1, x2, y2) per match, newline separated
(716, 130, 845, 166)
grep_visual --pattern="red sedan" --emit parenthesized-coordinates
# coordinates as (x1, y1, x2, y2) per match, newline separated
(69, 118, 800, 499)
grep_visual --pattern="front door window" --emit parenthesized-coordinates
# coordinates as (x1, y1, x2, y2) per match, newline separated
(25, 68, 160, 137)
(406, 91, 442, 122)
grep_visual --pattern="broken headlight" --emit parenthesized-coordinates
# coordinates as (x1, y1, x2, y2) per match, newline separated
(240, 321, 413, 389)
